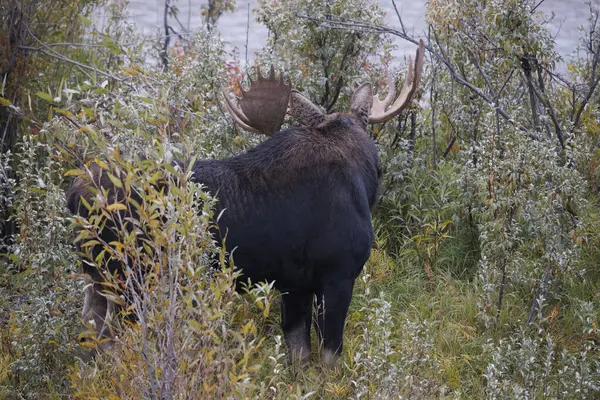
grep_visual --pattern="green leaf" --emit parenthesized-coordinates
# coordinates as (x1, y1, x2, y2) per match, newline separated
(161, 163, 177, 175)
(107, 119, 125, 128)
(107, 172, 123, 189)
(78, 14, 91, 27)
(92, 88, 109, 95)
(35, 92, 53, 103)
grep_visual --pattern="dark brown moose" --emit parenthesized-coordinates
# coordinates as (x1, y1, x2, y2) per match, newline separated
(67, 40, 424, 363)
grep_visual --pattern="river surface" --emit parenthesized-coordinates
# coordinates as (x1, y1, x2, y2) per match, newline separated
(105, 0, 598, 69)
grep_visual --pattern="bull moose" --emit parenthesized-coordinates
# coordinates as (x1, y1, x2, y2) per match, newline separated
(67, 40, 424, 363)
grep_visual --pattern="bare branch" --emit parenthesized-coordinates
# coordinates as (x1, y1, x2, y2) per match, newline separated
(573, 10, 600, 129)
(428, 27, 528, 134)
(18, 45, 127, 82)
(523, 66, 565, 148)
(245, 1, 250, 65)
(28, 42, 105, 48)
(441, 135, 456, 158)
(520, 56, 541, 131)
(296, 14, 536, 137)
(429, 27, 438, 167)
(464, 44, 497, 99)
(160, 0, 171, 72)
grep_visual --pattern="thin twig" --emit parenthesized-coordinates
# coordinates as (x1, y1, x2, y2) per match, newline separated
(496, 69, 516, 99)
(465, 44, 497, 99)
(57, 112, 82, 129)
(391, 0, 406, 35)
(531, 0, 547, 13)
(0, 113, 12, 154)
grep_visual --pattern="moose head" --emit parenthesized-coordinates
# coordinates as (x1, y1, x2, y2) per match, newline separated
(222, 40, 424, 136)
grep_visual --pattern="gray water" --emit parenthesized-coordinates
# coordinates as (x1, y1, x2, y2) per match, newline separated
(113, 0, 597, 68)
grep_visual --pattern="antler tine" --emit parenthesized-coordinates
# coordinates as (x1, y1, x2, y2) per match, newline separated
(221, 87, 261, 134)
(221, 65, 292, 136)
(370, 71, 397, 117)
(368, 39, 425, 124)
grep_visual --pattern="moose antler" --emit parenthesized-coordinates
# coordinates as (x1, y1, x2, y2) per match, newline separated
(222, 66, 292, 136)
(368, 39, 425, 123)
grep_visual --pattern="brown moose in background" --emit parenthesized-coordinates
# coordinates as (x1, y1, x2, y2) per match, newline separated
(67, 40, 424, 364)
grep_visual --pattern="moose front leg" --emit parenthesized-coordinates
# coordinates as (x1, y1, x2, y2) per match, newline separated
(280, 291, 313, 363)
(315, 279, 354, 364)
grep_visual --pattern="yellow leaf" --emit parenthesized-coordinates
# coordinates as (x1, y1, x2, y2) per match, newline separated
(76, 126, 92, 134)
(113, 147, 121, 162)
(107, 203, 127, 211)
(55, 108, 75, 118)
(203, 382, 216, 393)
(100, 292, 125, 306)
(95, 159, 109, 170)
(64, 169, 86, 177)
(79, 340, 99, 349)
(80, 240, 101, 248)
(121, 66, 139, 76)
(187, 319, 203, 332)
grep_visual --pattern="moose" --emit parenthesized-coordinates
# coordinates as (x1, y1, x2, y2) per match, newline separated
(67, 40, 424, 363)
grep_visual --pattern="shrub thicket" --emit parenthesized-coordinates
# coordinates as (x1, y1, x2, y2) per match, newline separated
(0, 0, 598, 398)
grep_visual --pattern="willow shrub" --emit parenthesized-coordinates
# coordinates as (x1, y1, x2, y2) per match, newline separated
(64, 148, 282, 398)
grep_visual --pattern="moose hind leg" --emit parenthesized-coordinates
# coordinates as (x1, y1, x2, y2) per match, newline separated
(315, 279, 354, 364)
(81, 283, 117, 352)
(280, 291, 313, 363)
(82, 283, 108, 335)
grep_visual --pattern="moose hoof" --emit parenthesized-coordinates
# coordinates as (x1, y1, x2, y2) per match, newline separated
(322, 349, 338, 366)
(289, 347, 310, 364)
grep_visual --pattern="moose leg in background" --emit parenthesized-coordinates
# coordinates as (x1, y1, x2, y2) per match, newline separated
(280, 291, 313, 362)
(315, 278, 355, 364)
(78, 258, 121, 358)
(81, 283, 110, 339)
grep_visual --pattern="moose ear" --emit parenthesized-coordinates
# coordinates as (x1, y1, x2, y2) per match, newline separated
(289, 90, 326, 127)
(350, 83, 373, 129)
